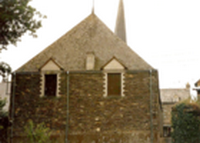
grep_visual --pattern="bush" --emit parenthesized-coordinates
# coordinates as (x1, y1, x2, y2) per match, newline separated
(0, 98, 7, 129)
(0, 98, 6, 117)
(171, 102, 200, 143)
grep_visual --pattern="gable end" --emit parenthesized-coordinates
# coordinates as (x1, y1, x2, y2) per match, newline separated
(39, 58, 63, 71)
(102, 57, 127, 70)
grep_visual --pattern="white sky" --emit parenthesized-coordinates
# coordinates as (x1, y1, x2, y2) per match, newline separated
(1, 0, 200, 94)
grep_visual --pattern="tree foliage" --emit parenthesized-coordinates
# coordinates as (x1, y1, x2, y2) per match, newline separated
(171, 102, 200, 143)
(0, 98, 6, 117)
(0, 0, 45, 50)
(0, 62, 11, 81)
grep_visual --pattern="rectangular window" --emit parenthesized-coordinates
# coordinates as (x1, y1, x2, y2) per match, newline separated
(45, 74, 57, 97)
(107, 73, 121, 96)
(163, 126, 171, 137)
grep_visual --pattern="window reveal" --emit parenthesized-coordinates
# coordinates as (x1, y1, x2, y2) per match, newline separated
(107, 73, 121, 96)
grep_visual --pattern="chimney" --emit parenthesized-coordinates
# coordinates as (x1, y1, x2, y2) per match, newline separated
(186, 82, 190, 90)
(86, 52, 95, 70)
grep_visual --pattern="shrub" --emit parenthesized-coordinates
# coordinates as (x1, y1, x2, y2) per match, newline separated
(24, 120, 52, 143)
(171, 102, 200, 143)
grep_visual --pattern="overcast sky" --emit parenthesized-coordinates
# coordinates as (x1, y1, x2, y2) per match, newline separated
(1, 0, 200, 94)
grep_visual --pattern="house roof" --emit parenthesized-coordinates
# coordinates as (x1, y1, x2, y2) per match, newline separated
(16, 13, 153, 72)
(160, 88, 190, 103)
(161, 88, 190, 126)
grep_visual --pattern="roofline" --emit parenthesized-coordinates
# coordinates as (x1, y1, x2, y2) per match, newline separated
(12, 69, 157, 74)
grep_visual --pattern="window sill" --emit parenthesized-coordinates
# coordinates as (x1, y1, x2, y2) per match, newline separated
(104, 95, 124, 99)
(40, 95, 60, 99)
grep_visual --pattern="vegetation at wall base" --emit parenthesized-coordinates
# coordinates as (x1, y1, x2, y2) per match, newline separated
(24, 120, 52, 143)
(0, 98, 6, 118)
(171, 102, 200, 143)
(0, 98, 8, 143)
(0, 99, 6, 129)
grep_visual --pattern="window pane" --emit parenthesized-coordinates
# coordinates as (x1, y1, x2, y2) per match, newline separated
(163, 126, 171, 137)
(108, 73, 121, 96)
(45, 74, 57, 96)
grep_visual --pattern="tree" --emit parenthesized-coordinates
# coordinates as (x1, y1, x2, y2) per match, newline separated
(0, 62, 11, 81)
(171, 102, 200, 143)
(0, 0, 45, 51)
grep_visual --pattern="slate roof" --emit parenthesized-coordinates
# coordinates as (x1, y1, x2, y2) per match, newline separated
(16, 13, 153, 72)
(160, 88, 190, 103)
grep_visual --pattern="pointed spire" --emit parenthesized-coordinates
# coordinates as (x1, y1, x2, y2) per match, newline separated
(92, 0, 95, 14)
(115, 0, 126, 43)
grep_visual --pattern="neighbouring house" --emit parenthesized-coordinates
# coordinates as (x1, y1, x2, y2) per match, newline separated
(0, 82, 11, 112)
(160, 84, 190, 143)
(9, 0, 162, 143)
(0, 81, 11, 143)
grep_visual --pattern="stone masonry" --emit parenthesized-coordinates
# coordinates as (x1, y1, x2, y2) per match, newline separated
(9, 70, 162, 143)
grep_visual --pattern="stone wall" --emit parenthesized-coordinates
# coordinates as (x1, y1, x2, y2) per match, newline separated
(160, 137, 172, 143)
(9, 70, 162, 143)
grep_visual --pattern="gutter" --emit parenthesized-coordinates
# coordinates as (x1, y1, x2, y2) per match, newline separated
(10, 72, 16, 143)
(65, 71, 70, 143)
(149, 69, 154, 143)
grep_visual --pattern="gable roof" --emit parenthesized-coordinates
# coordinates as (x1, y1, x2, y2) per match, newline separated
(101, 56, 127, 70)
(160, 88, 190, 103)
(39, 58, 63, 71)
(16, 13, 153, 72)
